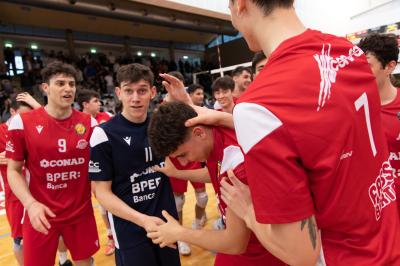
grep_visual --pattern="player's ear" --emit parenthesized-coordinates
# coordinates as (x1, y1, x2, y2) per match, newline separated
(150, 86, 157, 99)
(192, 126, 206, 139)
(115, 87, 122, 100)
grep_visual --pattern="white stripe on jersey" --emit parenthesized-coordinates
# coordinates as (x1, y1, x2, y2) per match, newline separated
(233, 103, 282, 154)
(91, 116, 98, 127)
(8, 114, 24, 130)
(108, 212, 120, 249)
(220, 145, 244, 175)
(90, 127, 109, 148)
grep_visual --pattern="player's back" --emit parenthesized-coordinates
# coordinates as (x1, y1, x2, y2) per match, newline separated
(237, 29, 400, 264)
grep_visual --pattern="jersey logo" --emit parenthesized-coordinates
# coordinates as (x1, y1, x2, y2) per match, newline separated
(5, 141, 14, 153)
(36, 125, 43, 134)
(123, 136, 131, 146)
(76, 139, 89, 150)
(74, 123, 86, 135)
(314, 43, 363, 111)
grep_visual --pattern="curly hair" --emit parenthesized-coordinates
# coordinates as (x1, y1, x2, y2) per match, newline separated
(358, 33, 399, 68)
(41, 61, 78, 84)
(148, 102, 197, 158)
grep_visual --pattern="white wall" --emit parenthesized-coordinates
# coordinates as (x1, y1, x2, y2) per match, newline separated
(295, 0, 400, 35)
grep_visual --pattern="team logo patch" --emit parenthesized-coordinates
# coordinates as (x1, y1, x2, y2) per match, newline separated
(76, 139, 88, 150)
(5, 141, 14, 153)
(123, 136, 131, 146)
(74, 123, 86, 135)
(36, 125, 43, 134)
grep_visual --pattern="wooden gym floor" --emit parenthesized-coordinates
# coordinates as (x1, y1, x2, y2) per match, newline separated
(0, 184, 217, 266)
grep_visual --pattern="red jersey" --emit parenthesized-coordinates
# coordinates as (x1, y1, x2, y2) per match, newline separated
(234, 29, 400, 264)
(381, 89, 400, 213)
(206, 127, 285, 266)
(6, 107, 97, 225)
(0, 122, 19, 202)
(95, 111, 112, 124)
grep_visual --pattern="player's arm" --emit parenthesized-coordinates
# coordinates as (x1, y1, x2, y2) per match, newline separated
(93, 181, 164, 231)
(0, 151, 7, 165)
(148, 207, 250, 254)
(221, 173, 321, 266)
(8, 159, 55, 234)
(153, 157, 210, 183)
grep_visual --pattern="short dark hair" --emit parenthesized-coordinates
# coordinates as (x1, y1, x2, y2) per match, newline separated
(117, 63, 154, 87)
(232, 66, 252, 77)
(41, 61, 78, 84)
(212, 76, 235, 93)
(358, 33, 399, 68)
(187, 84, 204, 94)
(148, 102, 197, 158)
(76, 89, 100, 110)
(10, 95, 33, 111)
(252, 52, 267, 71)
(230, 0, 294, 16)
(168, 71, 185, 83)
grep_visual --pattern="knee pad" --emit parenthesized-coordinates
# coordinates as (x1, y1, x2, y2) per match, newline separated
(195, 191, 208, 208)
(174, 194, 185, 212)
(13, 237, 23, 251)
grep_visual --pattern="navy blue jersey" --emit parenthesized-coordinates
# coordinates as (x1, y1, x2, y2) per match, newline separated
(89, 114, 177, 250)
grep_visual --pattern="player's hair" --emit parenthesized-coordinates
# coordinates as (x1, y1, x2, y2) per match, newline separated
(117, 63, 154, 87)
(230, 0, 294, 16)
(41, 61, 78, 84)
(358, 33, 399, 68)
(251, 51, 267, 72)
(232, 66, 252, 77)
(76, 89, 100, 110)
(212, 76, 235, 93)
(10, 95, 33, 111)
(168, 71, 185, 83)
(148, 102, 197, 158)
(187, 84, 204, 95)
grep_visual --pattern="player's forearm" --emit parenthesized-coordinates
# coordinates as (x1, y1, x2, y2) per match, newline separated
(246, 212, 321, 266)
(172, 168, 210, 183)
(177, 227, 247, 254)
(94, 184, 149, 228)
(7, 168, 36, 207)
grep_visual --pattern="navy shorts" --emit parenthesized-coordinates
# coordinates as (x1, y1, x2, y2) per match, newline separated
(115, 240, 180, 266)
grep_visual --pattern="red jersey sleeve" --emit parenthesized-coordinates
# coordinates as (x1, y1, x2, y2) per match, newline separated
(233, 103, 315, 224)
(6, 114, 26, 162)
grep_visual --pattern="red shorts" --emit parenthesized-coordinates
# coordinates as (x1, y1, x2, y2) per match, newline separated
(5, 199, 24, 239)
(169, 177, 205, 194)
(23, 209, 99, 266)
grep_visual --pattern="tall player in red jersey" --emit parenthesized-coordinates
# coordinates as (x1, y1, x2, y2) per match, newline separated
(147, 102, 286, 266)
(162, 1, 400, 264)
(358, 33, 400, 208)
(77, 88, 115, 256)
(0, 97, 33, 265)
(6, 62, 99, 266)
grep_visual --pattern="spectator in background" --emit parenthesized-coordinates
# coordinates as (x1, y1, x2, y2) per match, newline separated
(231, 66, 252, 98)
(251, 52, 267, 78)
(187, 84, 205, 107)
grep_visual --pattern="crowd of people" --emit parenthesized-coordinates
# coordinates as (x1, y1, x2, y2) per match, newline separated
(1, 0, 400, 266)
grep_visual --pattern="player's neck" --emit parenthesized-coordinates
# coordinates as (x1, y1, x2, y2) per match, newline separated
(121, 110, 147, 124)
(83, 109, 96, 118)
(379, 79, 397, 105)
(255, 8, 306, 57)
(44, 104, 72, 120)
(232, 87, 242, 98)
(223, 102, 234, 114)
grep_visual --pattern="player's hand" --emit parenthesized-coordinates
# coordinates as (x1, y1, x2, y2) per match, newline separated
(153, 157, 178, 177)
(220, 170, 254, 227)
(185, 108, 234, 129)
(140, 215, 165, 233)
(0, 151, 8, 165)
(27, 201, 56, 235)
(147, 210, 181, 249)
(16, 92, 41, 109)
(159, 73, 192, 104)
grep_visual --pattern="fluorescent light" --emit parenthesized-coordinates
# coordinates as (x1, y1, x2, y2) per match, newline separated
(90, 48, 97, 54)
(183, 55, 189, 60)
(150, 52, 156, 57)
(5, 43, 13, 48)
(137, 51, 143, 56)
(31, 44, 38, 50)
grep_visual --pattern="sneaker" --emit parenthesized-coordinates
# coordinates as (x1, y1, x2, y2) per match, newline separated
(192, 213, 207, 230)
(213, 217, 225, 230)
(104, 240, 115, 256)
(59, 259, 73, 266)
(178, 241, 191, 256)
